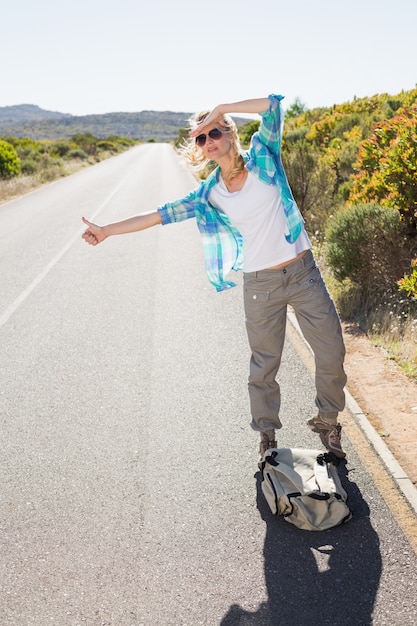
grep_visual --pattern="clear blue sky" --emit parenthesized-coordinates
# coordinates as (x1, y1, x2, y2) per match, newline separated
(3, 0, 416, 116)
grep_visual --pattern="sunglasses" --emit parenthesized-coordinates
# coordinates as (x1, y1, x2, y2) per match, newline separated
(195, 128, 223, 147)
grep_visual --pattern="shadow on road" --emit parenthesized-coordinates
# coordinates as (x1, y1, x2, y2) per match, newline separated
(221, 464, 381, 626)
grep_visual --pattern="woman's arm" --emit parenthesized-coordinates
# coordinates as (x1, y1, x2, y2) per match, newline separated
(81, 211, 162, 246)
(189, 98, 271, 136)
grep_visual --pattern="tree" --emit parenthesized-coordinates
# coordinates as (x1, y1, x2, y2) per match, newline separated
(349, 105, 417, 231)
(285, 97, 307, 120)
(0, 139, 21, 178)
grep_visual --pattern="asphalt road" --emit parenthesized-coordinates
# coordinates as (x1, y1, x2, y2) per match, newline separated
(1, 144, 416, 626)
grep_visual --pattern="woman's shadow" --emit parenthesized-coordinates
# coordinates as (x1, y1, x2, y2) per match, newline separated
(221, 462, 381, 626)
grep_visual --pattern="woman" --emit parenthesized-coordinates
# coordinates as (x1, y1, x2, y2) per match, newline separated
(82, 94, 347, 461)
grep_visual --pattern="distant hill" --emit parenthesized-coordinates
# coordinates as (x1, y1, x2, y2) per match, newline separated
(0, 104, 72, 123)
(0, 104, 254, 141)
(0, 105, 193, 141)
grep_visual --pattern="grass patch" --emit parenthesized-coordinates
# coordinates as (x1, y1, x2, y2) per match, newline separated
(0, 153, 122, 204)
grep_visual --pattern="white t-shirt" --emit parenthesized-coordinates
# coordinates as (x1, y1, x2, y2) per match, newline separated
(209, 171, 311, 272)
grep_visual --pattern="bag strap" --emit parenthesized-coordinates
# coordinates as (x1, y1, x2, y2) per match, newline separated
(313, 454, 338, 495)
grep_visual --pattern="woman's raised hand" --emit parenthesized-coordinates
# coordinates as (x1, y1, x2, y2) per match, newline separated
(189, 105, 224, 137)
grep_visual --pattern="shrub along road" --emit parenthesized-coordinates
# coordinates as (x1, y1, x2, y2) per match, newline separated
(1, 144, 416, 625)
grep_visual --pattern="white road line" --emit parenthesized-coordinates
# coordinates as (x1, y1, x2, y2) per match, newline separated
(0, 170, 134, 329)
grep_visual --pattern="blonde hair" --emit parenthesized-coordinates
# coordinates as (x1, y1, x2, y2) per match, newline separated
(178, 110, 245, 183)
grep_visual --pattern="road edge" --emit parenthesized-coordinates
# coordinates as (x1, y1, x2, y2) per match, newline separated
(287, 309, 417, 517)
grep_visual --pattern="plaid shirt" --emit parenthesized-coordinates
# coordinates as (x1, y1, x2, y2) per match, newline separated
(158, 94, 305, 292)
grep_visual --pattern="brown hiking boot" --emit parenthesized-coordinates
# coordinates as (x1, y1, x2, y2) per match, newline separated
(258, 432, 277, 468)
(307, 415, 346, 459)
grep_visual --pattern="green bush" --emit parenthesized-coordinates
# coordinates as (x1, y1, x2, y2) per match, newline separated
(105, 135, 134, 147)
(67, 148, 88, 160)
(325, 203, 413, 289)
(21, 159, 39, 175)
(18, 147, 41, 162)
(239, 120, 260, 147)
(397, 258, 417, 299)
(0, 139, 21, 178)
(71, 133, 98, 156)
(96, 140, 117, 152)
(50, 141, 74, 158)
(282, 138, 336, 238)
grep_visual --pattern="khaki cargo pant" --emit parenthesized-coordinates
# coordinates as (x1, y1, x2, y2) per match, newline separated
(243, 249, 347, 433)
